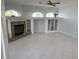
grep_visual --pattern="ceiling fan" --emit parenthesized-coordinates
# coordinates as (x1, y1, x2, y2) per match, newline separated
(46, 0, 60, 6)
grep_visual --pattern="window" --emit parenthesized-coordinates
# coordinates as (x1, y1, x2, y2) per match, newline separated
(32, 12, 44, 17)
(5, 10, 21, 17)
(46, 13, 54, 17)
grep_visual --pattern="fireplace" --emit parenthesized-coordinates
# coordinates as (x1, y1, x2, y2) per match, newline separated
(11, 21, 26, 38)
(8, 20, 31, 42)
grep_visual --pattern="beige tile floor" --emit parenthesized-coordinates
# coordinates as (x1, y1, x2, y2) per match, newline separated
(8, 32, 78, 59)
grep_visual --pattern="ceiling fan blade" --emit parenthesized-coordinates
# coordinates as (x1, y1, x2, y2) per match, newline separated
(52, 2, 60, 4)
(46, 0, 60, 6)
(51, 4, 56, 6)
(48, 0, 51, 2)
(47, 3, 56, 6)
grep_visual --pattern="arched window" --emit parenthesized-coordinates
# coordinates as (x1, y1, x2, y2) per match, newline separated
(46, 13, 54, 17)
(32, 12, 44, 17)
(5, 10, 21, 17)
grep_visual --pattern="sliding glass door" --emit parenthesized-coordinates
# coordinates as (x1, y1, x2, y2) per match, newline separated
(48, 19, 58, 31)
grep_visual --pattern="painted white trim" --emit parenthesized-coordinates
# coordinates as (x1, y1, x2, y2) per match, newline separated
(1, 32, 7, 59)
(46, 30, 77, 39)
(46, 30, 58, 33)
(58, 31, 78, 39)
(45, 19, 48, 32)
(31, 19, 34, 34)
(1, 0, 8, 59)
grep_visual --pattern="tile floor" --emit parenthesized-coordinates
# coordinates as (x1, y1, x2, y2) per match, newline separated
(8, 32, 78, 59)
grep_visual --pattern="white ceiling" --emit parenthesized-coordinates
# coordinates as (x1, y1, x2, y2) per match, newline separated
(5, 0, 77, 7)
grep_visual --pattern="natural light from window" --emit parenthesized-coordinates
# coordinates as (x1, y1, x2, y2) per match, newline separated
(46, 13, 54, 17)
(32, 12, 44, 17)
(5, 10, 21, 17)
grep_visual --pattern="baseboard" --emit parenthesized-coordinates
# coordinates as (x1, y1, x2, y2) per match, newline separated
(39, 31, 78, 39)
(58, 31, 78, 39)
(45, 31, 59, 33)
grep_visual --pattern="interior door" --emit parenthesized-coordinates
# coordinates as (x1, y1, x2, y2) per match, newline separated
(34, 20, 45, 33)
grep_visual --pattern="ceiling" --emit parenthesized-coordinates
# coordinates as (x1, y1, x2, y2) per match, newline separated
(5, 0, 77, 7)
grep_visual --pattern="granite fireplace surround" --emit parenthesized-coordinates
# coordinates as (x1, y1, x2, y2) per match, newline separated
(7, 17, 31, 42)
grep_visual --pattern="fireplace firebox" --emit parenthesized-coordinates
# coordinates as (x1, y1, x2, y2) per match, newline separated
(14, 24, 24, 36)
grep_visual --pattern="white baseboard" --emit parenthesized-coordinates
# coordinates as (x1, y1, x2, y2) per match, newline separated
(45, 31, 59, 33)
(45, 30, 77, 39)
(35, 30, 77, 39)
(58, 31, 78, 39)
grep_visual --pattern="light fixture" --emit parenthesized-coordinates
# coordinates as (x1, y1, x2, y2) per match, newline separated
(54, 13, 58, 18)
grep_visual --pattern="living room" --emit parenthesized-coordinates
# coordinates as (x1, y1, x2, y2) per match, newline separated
(1, 0, 78, 59)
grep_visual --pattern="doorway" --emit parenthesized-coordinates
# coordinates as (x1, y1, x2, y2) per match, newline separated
(48, 19, 58, 31)
(34, 19, 45, 33)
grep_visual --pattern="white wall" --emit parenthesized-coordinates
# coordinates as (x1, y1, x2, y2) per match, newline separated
(1, 0, 8, 59)
(5, 3, 58, 19)
(58, 3, 78, 38)
(23, 5, 58, 19)
(17, 5, 58, 33)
